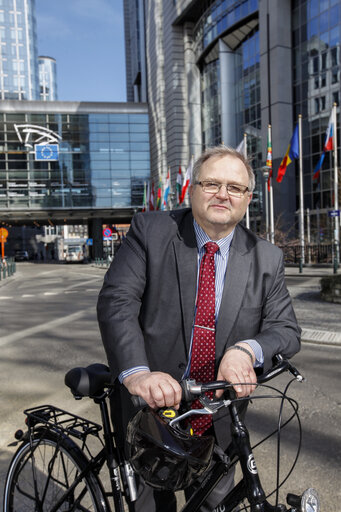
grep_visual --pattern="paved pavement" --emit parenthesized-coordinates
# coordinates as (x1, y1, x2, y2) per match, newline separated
(0, 263, 339, 510)
(2, 264, 340, 348)
(284, 266, 341, 345)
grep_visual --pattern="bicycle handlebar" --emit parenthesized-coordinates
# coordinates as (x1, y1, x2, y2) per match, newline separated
(131, 355, 304, 408)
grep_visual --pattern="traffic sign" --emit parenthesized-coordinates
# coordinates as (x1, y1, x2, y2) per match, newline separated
(86, 238, 93, 246)
(103, 227, 112, 238)
(328, 210, 340, 217)
(0, 227, 8, 239)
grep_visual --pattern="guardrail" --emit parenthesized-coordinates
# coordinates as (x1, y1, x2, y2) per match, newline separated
(279, 244, 335, 265)
(0, 257, 16, 280)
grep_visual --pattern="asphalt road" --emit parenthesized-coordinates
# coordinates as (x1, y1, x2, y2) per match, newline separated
(0, 263, 340, 510)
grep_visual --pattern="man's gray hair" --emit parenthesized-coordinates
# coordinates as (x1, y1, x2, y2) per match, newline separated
(192, 145, 255, 192)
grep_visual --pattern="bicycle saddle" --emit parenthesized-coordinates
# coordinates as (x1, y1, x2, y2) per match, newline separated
(65, 363, 112, 398)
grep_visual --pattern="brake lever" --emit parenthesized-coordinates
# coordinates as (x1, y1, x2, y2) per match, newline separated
(168, 395, 232, 427)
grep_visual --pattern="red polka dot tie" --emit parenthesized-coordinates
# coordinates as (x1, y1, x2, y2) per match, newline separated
(190, 241, 219, 435)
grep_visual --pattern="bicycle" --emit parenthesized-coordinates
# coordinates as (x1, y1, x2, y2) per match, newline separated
(3, 356, 320, 512)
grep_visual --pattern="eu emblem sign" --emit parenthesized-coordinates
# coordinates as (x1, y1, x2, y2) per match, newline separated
(35, 144, 59, 161)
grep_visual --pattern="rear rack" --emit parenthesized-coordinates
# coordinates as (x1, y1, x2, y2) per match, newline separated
(24, 405, 102, 440)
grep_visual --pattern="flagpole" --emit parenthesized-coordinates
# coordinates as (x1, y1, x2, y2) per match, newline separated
(243, 132, 250, 229)
(298, 114, 305, 272)
(268, 124, 275, 244)
(332, 103, 339, 270)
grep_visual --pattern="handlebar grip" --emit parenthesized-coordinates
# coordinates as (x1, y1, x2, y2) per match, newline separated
(131, 380, 189, 408)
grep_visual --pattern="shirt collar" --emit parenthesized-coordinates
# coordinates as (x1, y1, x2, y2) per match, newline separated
(193, 219, 234, 258)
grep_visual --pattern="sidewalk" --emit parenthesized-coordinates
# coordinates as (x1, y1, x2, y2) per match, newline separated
(285, 265, 341, 346)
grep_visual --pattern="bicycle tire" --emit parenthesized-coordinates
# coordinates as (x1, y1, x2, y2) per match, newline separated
(3, 429, 109, 512)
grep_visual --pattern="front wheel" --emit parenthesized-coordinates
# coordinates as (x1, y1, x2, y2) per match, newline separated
(3, 430, 108, 511)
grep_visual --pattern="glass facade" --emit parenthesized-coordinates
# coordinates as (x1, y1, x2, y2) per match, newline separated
(200, 22, 261, 220)
(201, 59, 221, 147)
(292, 0, 340, 242)
(236, 30, 262, 219)
(38, 56, 58, 101)
(194, 0, 258, 59)
(0, 0, 39, 100)
(0, 110, 150, 211)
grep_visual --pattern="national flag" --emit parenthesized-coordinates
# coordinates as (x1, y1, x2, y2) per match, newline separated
(266, 127, 272, 191)
(149, 181, 155, 211)
(176, 166, 182, 206)
(180, 157, 193, 204)
(313, 111, 334, 180)
(156, 179, 162, 210)
(312, 153, 325, 181)
(324, 111, 334, 151)
(142, 181, 147, 212)
(162, 168, 170, 210)
(276, 123, 299, 183)
(236, 139, 245, 154)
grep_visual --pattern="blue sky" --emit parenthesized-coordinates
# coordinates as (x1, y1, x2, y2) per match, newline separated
(35, 0, 126, 102)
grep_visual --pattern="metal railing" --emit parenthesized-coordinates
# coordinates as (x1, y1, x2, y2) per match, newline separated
(279, 244, 334, 265)
(93, 258, 111, 268)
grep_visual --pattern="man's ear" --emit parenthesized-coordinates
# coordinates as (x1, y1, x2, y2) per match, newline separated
(189, 184, 193, 201)
(247, 192, 253, 206)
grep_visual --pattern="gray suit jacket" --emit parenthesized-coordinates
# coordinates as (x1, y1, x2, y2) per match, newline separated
(97, 209, 301, 448)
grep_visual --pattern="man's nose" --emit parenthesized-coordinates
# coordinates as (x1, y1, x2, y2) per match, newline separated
(215, 185, 229, 198)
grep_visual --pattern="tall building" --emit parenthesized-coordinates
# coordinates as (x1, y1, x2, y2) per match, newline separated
(38, 56, 58, 101)
(124, 0, 341, 243)
(0, 0, 39, 100)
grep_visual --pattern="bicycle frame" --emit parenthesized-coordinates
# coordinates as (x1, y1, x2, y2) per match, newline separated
(179, 399, 281, 512)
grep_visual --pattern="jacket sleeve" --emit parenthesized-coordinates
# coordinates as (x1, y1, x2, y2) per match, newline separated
(254, 250, 301, 371)
(97, 214, 149, 380)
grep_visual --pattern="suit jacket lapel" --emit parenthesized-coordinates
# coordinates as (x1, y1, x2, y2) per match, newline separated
(216, 225, 252, 354)
(172, 212, 198, 354)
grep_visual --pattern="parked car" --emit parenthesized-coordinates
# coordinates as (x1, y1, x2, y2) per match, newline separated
(15, 250, 29, 261)
(65, 245, 84, 263)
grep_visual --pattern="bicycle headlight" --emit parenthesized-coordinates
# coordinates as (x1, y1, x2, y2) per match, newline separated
(300, 488, 320, 512)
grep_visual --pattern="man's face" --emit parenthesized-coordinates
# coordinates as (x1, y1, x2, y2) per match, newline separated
(189, 154, 252, 240)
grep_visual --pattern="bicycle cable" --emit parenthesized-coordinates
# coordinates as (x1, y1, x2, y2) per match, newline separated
(221, 379, 302, 511)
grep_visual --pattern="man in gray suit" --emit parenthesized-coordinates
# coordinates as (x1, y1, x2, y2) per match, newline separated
(97, 145, 301, 511)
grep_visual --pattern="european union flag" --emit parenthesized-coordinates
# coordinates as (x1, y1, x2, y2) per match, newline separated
(35, 144, 59, 161)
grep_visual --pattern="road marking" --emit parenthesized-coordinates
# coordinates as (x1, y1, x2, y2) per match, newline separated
(0, 306, 94, 347)
(22, 294, 35, 298)
(0, 296, 12, 300)
(44, 292, 58, 295)
(301, 327, 341, 345)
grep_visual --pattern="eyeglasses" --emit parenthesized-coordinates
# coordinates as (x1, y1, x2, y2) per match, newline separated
(195, 181, 249, 198)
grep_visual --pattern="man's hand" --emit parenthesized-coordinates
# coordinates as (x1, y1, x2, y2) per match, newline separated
(123, 371, 182, 409)
(216, 343, 257, 398)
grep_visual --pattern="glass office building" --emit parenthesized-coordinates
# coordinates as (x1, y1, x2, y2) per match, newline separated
(0, 101, 150, 221)
(0, 0, 39, 100)
(38, 56, 58, 101)
(125, 0, 341, 244)
(292, 0, 341, 243)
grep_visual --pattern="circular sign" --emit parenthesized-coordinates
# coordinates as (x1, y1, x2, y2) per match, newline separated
(0, 227, 9, 239)
(103, 227, 112, 238)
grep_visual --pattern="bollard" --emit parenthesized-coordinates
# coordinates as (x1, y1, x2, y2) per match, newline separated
(299, 257, 303, 274)
(333, 257, 338, 274)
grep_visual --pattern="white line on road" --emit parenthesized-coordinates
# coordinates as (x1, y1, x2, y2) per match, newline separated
(301, 327, 341, 345)
(21, 294, 35, 297)
(0, 296, 11, 300)
(43, 292, 58, 295)
(0, 306, 94, 347)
